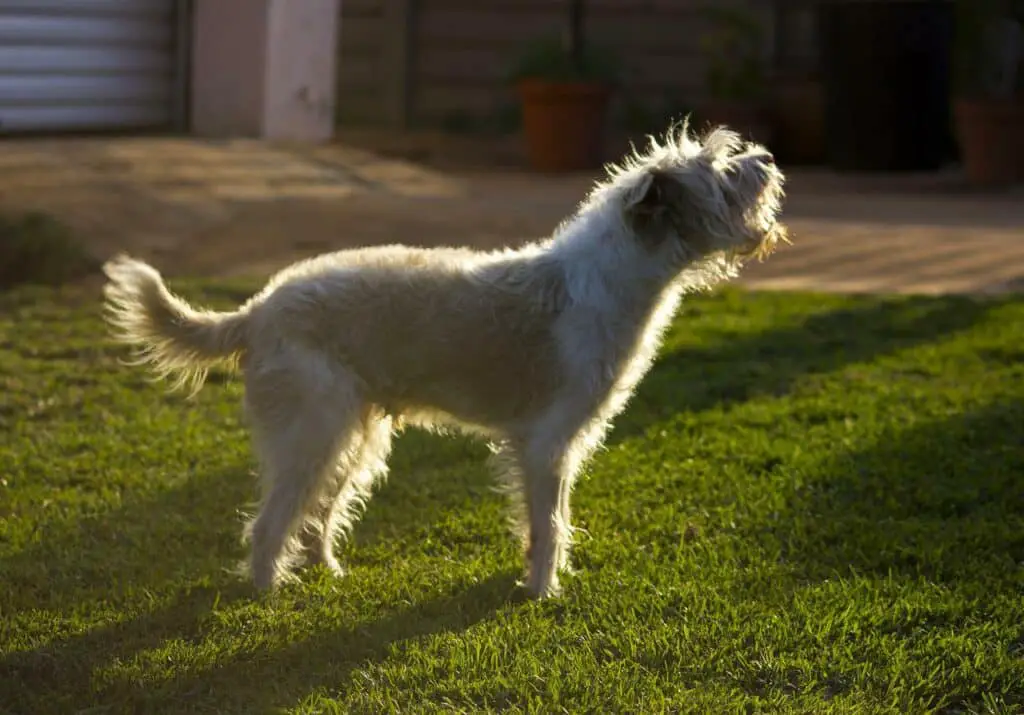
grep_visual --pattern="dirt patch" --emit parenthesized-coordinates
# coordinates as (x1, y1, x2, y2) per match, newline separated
(1, 135, 1022, 296)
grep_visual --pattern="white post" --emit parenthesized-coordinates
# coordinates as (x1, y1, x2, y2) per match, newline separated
(190, 0, 340, 141)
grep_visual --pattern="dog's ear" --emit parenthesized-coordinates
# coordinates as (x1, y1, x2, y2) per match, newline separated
(623, 171, 671, 228)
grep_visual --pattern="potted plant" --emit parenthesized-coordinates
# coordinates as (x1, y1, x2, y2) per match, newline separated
(696, 5, 771, 145)
(509, 0, 621, 172)
(953, 0, 1024, 184)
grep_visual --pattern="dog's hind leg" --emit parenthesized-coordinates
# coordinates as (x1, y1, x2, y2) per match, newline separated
(296, 425, 366, 575)
(244, 356, 366, 590)
(301, 408, 394, 574)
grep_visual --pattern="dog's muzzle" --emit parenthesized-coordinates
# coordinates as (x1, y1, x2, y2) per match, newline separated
(750, 221, 789, 261)
(732, 220, 789, 263)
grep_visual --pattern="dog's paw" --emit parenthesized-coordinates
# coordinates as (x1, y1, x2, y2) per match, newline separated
(527, 582, 563, 600)
(306, 553, 346, 578)
(523, 569, 563, 600)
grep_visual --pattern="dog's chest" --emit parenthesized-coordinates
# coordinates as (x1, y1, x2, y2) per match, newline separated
(561, 287, 682, 413)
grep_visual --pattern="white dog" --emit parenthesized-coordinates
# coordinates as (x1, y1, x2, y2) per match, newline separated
(102, 123, 787, 599)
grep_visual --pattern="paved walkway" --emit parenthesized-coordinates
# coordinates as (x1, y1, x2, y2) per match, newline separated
(0, 136, 1021, 295)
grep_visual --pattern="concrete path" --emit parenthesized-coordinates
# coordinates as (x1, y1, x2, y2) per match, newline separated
(0, 136, 1020, 295)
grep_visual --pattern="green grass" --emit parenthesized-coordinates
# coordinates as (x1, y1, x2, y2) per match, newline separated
(1, 282, 1023, 714)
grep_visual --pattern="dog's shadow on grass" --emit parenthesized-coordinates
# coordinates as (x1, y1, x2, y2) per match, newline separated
(1, 581, 252, 712)
(760, 398, 1024, 586)
(612, 293, 998, 441)
(1, 464, 256, 617)
(4, 570, 519, 714)
(1, 463, 256, 710)
(111, 571, 520, 713)
(2, 438, 517, 713)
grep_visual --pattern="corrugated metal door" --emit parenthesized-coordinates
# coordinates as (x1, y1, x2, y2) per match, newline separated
(0, 0, 184, 133)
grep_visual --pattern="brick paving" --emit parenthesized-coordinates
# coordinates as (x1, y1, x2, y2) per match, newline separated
(0, 136, 1020, 295)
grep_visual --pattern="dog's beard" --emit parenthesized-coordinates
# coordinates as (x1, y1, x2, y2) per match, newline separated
(733, 184, 788, 263)
(736, 221, 789, 262)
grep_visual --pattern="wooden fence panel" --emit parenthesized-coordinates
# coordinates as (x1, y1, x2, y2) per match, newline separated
(335, 0, 386, 124)
(335, 0, 779, 130)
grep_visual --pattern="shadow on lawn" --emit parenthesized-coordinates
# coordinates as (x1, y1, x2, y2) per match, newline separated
(0, 464, 256, 617)
(1, 581, 252, 712)
(2, 570, 519, 714)
(109, 572, 519, 713)
(1, 433, 495, 617)
(0, 463, 256, 710)
(763, 398, 1024, 585)
(3, 569, 518, 714)
(612, 294, 998, 440)
(1, 439, 511, 712)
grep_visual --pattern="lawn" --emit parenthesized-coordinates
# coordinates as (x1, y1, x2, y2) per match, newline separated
(1, 280, 1023, 714)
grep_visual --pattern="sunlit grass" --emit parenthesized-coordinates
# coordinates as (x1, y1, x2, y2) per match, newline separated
(2, 282, 1022, 713)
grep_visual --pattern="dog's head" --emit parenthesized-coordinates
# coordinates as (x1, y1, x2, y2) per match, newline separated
(599, 121, 788, 271)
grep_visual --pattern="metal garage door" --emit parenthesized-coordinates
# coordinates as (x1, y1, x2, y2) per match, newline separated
(0, 0, 184, 133)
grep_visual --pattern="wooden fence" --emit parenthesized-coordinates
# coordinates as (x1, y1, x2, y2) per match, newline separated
(334, 0, 819, 131)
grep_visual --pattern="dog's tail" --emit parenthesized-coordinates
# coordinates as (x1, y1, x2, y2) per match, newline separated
(102, 254, 250, 394)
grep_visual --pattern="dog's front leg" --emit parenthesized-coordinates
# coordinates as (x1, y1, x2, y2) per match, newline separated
(516, 417, 600, 598)
(521, 460, 572, 599)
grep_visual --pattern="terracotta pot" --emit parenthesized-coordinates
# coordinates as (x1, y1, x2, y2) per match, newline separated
(770, 78, 826, 165)
(696, 99, 773, 146)
(954, 97, 1024, 185)
(518, 79, 611, 172)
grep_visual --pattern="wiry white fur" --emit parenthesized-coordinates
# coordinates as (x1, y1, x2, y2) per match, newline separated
(101, 122, 787, 599)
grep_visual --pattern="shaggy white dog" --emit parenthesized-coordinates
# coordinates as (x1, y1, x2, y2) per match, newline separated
(102, 123, 787, 599)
